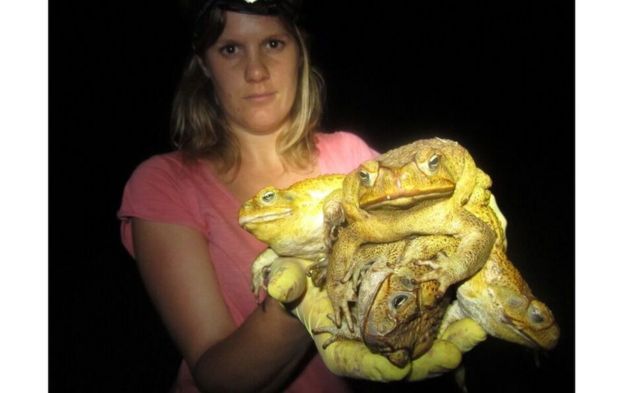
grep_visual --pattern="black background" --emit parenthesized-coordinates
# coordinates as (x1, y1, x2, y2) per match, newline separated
(51, 1, 574, 392)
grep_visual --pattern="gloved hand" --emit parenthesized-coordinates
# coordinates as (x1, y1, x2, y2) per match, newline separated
(257, 256, 486, 382)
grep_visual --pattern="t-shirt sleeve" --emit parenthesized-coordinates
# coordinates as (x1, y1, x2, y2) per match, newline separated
(317, 131, 379, 174)
(340, 131, 379, 163)
(117, 155, 205, 257)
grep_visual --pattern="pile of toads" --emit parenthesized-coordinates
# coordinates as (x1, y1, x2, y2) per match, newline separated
(239, 138, 560, 382)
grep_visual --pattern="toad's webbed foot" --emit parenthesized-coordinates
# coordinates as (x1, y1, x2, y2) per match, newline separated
(251, 265, 271, 302)
(340, 259, 360, 285)
(328, 284, 358, 332)
(330, 226, 366, 286)
(323, 196, 346, 250)
(313, 323, 361, 349)
(306, 258, 328, 288)
(250, 249, 280, 302)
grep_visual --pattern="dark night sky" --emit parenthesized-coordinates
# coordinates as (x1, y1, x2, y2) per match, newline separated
(51, 1, 574, 392)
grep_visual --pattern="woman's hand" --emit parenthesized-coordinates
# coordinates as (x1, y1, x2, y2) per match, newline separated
(261, 256, 487, 382)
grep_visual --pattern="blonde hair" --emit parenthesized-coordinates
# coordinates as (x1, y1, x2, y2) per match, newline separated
(171, 9, 324, 174)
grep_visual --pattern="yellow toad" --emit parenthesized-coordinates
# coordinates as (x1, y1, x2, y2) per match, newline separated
(327, 138, 496, 327)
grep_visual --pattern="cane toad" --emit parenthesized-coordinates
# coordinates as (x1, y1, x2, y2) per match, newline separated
(314, 239, 453, 367)
(239, 174, 345, 299)
(239, 174, 345, 260)
(321, 138, 557, 361)
(327, 138, 496, 328)
(347, 233, 557, 366)
(440, 245, 560, 350)
(353, 193, 558, 355)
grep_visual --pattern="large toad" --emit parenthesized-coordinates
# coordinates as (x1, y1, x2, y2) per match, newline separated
(327, 138, 496, 327)
(353, 235, 559, 357)
(314, 239, 454, 367)
(239, 174, 345, 262)
(239, 174, 344, 302)
(316, 162, 558, 366)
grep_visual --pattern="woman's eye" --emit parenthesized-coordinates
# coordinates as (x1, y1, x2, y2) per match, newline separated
(219, 45, 238, 56)
(267, 39, 284, 50)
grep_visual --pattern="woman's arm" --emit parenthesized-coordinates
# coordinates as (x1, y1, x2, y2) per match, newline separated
(132, 218, 312, 392)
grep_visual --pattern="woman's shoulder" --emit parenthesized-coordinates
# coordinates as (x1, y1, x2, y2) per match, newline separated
(315, 131, 378, 174)
(127, 151, 204, 185)
(315, 130, 367, 147)
(118, 151, 210, 254)
(132, 151, 185, 175)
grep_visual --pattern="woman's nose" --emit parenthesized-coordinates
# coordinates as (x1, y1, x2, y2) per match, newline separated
(245, 53, 270, 83)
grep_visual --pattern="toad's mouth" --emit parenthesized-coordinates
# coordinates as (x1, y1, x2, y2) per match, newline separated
(380, 348, 411, 368)
(355, 262, 393, 328)
(239, 209, 292, 226)
(360, 185, 455, 210)
(505, 315, 560, 350)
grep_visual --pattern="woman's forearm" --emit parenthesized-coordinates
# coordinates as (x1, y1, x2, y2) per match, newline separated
(192, 297, 313, 393)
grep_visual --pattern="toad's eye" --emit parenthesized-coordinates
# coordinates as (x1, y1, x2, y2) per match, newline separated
(507, 294, 527, 309)
(428, 154, 441, 172)
(527, 304, 548, 325)
(262, 191, 276, 203)
(391, 294, 408, 309)
(359, 171, 371, 185)
(528, 307, 545, 324)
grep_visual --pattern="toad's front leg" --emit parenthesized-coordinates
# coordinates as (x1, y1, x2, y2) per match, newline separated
(251, 248, 280, 302)
(325, 277, 358, 332)
(414, 210, 496, 298)
(326, 224, 371, 330)
(312, 317, 362, 349)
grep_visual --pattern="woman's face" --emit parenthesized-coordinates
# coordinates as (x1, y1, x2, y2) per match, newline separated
(203, 11, 299, 136)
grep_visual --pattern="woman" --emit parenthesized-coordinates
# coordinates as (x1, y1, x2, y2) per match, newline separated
(118, 1, 378, 391)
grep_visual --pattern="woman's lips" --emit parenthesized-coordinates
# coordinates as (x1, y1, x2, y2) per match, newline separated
(244, 92, 276, 103)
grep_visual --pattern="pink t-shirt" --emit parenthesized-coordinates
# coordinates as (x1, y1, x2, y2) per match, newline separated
(118, 131, 377, 393)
